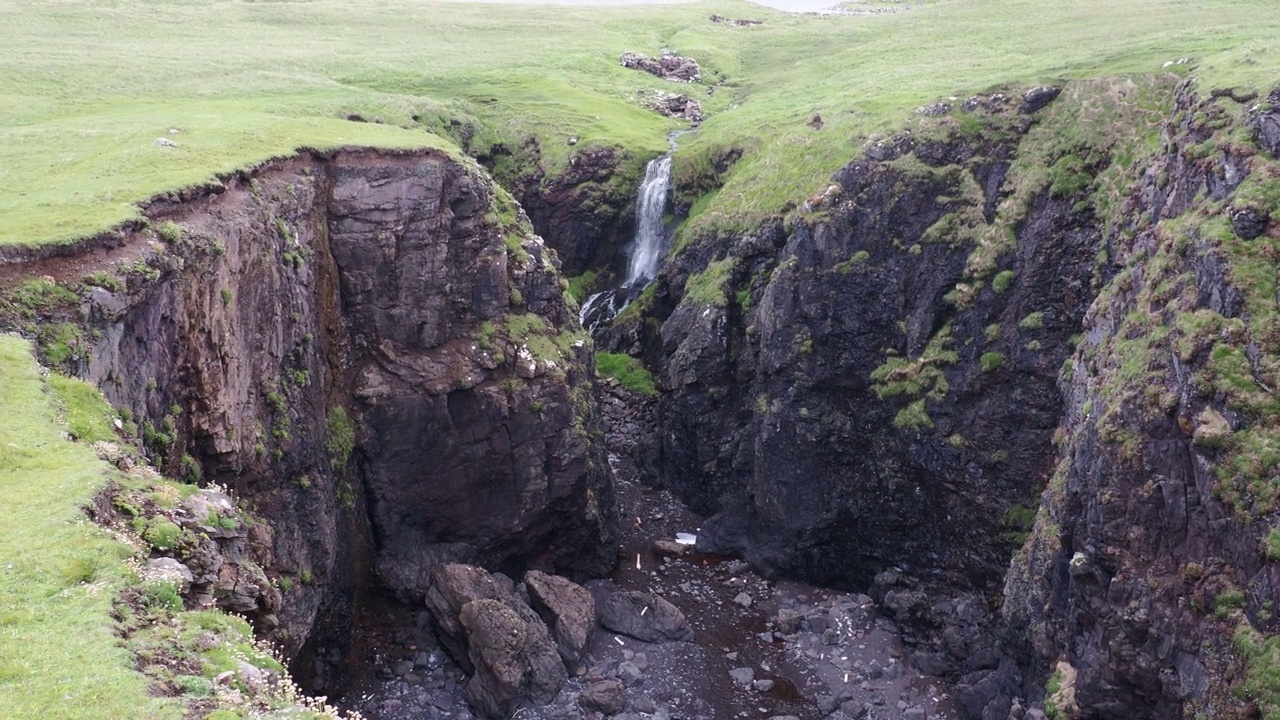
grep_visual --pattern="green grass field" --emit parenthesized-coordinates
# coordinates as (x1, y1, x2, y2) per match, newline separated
(1, 0, 1278, 248)
(0, 335, 179, 719)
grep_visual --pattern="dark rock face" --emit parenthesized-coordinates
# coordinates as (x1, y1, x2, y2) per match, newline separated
(614, 81, 1280, 717)
(653, 104, 1096, 602)
(598, 590, 693, 642)
(512, 145, 637, 283)
(73, 148, 616, 663)
(999, 80, 1280, 719)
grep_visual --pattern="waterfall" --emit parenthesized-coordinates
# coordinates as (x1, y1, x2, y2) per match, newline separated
(624, 154, 673, 287)
(578, 154, 672, 331)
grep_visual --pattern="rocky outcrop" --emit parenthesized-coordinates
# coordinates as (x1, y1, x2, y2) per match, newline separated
(506, 144, 639, 284)
(650, 94, 705, 124)
(650, 91, 1088, 606)
(16, 147, 617, 674)
(608, 76, 1280, 718)
(459, 599, 567, 719)
(620, 51, 701, 83)
(999, 81, 1280, 719)
(425, 563, 595, 718)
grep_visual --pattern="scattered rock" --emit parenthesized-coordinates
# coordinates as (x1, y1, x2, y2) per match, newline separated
(620, 51, 701, 82)
(709, 13, 762, 26)
(649, 94, 704, 123)
(729, 666, 755, 685)
(599, 590, 694, 642)
(579, 676, 626, 715)
(154, 137, 177, 148)
(915, 102, 951, 117)
(617, 660, 644, 685)
(752, 678, 775, 692)
(733, 591, 753, 608)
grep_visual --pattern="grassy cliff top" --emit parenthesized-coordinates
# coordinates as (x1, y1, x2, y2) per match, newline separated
(0, 335, 177, 718)
(1, 0, 1278, 247)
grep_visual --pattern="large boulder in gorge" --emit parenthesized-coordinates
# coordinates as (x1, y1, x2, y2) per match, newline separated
(460, 598, 567, 719)
(425, 564, 537, 672)
(599, 590, 693, 642)
(524, 569, 595, 668)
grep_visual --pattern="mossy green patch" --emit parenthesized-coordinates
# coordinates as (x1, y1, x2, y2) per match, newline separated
(596, 352, 659, 397)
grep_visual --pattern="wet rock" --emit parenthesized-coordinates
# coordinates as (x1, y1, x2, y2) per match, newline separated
(459, 598, 566, 719)
(599, 590, 693, 642)
(652, 539, 688, 557)
(579, 677, 626, 714)
(524, 570, 595, 668)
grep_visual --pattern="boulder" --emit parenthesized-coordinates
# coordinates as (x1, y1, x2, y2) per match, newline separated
(524, 570, 595, 668)
(1231, 205, 1270, 240)
(460, 598, 567, 719)
(599, 590, 693, 642)
(425, 563, 540, 672)
(1020, 86, 1061, 114)
(579, 676, 626, 714)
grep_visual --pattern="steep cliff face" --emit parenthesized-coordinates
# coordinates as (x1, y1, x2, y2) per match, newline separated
(24, 148, 616, 662)
(487, 142, 641, 286)
(1003, 84, 1280, 718)
(645, 87, 1103, 602)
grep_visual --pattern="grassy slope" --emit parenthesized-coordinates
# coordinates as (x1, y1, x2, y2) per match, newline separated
(0, 335, 178, 719)
(2, 0, 1279, 247)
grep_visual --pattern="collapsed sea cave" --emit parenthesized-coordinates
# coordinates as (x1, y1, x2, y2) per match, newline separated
(6, 75, 1280, 720)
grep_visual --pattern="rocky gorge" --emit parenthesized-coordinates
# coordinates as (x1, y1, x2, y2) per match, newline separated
(4, 70, 1280, 720)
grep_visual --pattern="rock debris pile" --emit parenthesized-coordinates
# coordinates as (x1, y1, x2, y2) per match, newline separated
(620, 51, 701, 83)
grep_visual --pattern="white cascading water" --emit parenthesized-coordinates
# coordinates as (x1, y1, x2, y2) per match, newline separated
(578, 154, 672, 330)
(624, 154, 673, 287)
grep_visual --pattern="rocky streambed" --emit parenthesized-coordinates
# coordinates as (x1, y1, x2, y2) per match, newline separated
(332, 384, 960, 720)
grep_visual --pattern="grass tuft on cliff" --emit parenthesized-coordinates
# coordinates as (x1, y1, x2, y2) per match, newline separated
(596, 352, 659, 396)
(0, 335, 178, 719)
(3, 0, 1280, 248)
